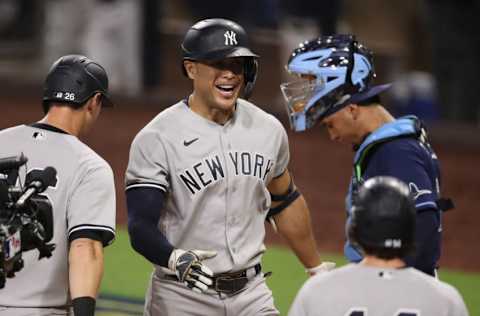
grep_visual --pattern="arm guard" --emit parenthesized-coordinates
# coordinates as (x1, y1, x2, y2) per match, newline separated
(267, 179, 301, 219)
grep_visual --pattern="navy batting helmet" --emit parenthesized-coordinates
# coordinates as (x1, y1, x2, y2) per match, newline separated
(281, 34, 391, 131)
(42, 55, 113, 113)
(348, 176, 416, 260)
(181, 18, 259, 99)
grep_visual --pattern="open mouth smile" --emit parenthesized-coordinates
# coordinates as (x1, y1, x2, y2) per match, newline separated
(215, 84, 237, 97)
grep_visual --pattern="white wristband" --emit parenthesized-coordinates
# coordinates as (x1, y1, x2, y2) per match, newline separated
(306, 261, 336, 276)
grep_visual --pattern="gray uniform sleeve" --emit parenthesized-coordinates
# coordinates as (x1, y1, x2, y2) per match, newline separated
(125, 129, 169, 192)
(67, 160, 116, 246)
(273, 123, 290, 178)
(447, 286, 469, 316)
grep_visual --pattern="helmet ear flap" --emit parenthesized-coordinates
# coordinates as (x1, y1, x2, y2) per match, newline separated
(181, 61, 188, 77)
(243, 58, 258, 99)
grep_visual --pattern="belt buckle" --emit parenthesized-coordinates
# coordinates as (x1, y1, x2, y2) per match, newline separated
(214, 275, 249, 294)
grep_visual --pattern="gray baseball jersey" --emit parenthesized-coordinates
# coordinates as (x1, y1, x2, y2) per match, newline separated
(0, 124, 116, 308)
(288, 264, 469, 316)
(125, 98, 289, 274)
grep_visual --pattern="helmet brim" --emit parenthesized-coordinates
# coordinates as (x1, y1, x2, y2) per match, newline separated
(320, 83, 392, 120)
(224, 47, 259, 58)
(187, 46, 259, 61)
(348, 83, 392, 105)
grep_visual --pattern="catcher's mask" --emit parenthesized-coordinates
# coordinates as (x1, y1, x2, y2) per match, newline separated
(281, 34, 391, 132)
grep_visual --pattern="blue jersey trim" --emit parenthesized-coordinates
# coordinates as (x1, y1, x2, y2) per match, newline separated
(353, 116, 418, 164)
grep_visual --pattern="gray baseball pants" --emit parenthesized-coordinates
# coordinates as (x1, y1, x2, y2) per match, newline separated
(144, 271, 279, 316)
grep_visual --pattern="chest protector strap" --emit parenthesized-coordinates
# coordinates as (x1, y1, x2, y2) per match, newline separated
(353, 116, 454, 212)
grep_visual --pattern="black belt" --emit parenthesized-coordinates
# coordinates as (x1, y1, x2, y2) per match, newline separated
(163, 263, 261, 295)
(212, 264, 261, 294)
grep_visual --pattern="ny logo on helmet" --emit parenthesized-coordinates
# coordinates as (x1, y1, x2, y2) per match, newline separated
(224, 30, 238, 46)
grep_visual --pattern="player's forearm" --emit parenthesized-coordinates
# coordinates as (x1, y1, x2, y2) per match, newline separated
(275, 195, 321, 268)
(126, 187, 174, 267)
(69, 238, 104, 298)
(128, 216, 174, 267)
(404, 208, 438, 276)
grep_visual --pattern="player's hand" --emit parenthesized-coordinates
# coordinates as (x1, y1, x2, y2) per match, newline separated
(168, 249, 217, 293)
(306, 261, 336, 276)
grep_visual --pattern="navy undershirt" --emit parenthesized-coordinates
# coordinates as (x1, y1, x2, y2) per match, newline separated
(126, 187, 173, 267)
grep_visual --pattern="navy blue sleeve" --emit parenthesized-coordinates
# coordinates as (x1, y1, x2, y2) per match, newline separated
(126, 187, 174, 267)
(403, 208, 441, 276)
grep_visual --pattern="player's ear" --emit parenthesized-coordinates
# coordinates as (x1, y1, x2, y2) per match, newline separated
(348, 104, 360, 120)
(93, 93, 103, 107)
(184, 60, 197, 80)
(84, 93, 102, 114)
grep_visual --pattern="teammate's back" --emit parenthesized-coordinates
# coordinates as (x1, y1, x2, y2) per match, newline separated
(288, 176, 468, 316)
(0, 54, 115, 316)
(0, 123, 115, 306)
(289, 264, 468, 316)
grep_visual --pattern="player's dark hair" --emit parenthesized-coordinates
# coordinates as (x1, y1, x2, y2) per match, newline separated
(43, 100, 85, 114)
(360, 241, 415, 260)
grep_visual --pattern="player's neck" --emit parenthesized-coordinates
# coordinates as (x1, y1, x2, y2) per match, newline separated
(363, 105, 395, 134)
(360, 255, 407, 269)
(188, 94, 234, 125)
(40, 107, 84, 137)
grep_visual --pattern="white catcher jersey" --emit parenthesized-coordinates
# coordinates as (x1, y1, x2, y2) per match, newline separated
(0, 124, 116, 307)
(288, 264, 469, 316)
(126, 99, 289, 273)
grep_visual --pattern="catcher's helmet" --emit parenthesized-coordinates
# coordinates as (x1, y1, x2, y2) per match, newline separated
(42, 54, 113, 113)
(181, 18, 259, 99)
(281, 34, 391, 132)
(348, 176, 416, 260)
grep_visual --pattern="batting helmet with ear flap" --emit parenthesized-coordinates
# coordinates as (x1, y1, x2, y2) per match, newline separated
(181, 18, 259, 99)
(348, 176, 416, 259)
(42, 54, 113, 113)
